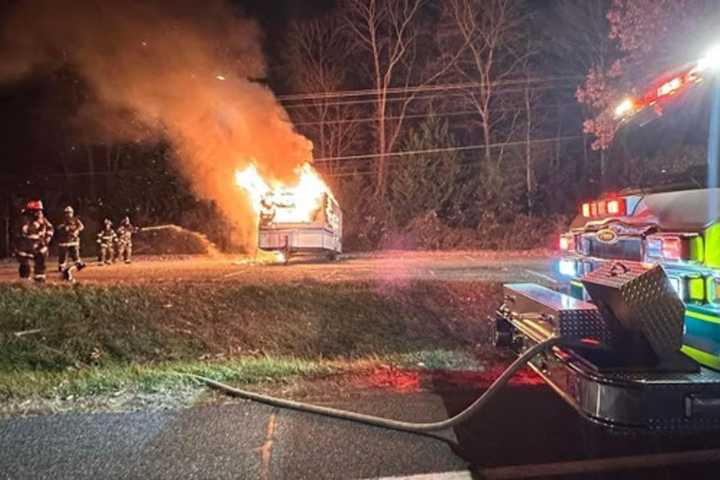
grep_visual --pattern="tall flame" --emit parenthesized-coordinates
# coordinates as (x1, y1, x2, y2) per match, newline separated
(235, 162, 333, 224)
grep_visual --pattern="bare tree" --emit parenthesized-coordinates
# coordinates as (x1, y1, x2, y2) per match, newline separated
(341, 0, 467, 198)
(440, 0, 529, 206)
(450, 0, 527, 155)
(283, 16, 362, 175)
(524, 81, 533, 214)
(340, 0, 422, 196)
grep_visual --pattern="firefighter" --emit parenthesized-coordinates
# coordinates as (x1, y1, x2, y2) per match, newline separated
(259, 196, 275, 226)
(96, 218, 117, 265)
(56, 206, 86, 281)
(116, 216, 140, 264)
(15, 200, 54, 283)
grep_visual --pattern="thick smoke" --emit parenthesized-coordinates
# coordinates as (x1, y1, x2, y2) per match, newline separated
(0, 0, 313, 247)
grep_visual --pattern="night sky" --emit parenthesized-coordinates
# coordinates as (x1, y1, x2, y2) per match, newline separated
(0, 0, 714, 261)
(0, 0, 710, 182)
(0, 0, 335, 180)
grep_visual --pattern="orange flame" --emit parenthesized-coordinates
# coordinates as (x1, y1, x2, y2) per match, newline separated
(235, 162, 333, 224)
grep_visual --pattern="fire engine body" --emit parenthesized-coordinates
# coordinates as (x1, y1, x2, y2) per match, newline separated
(494, 52, 720, 432)
(559, 189, 720, 371)
(496, 253, 720, 431)
(496, 177, 720, 431)
(258, 191, 342, 260)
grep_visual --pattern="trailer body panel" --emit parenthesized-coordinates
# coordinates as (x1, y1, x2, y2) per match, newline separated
(258, 192, 342, 257)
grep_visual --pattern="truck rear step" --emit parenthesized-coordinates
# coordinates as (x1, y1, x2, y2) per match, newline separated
(496, 282, 720, 431)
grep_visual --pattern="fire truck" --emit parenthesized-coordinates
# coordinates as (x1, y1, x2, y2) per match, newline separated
(559, 189, 720, 371)
(258, 191, 342, 263)
(494, 49, 720, 431)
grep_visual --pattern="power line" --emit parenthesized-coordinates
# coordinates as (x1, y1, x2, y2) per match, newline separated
(277, 75, 584, 102)
(322, 145, 580, 178)
(325, 151, 564, 175)
(324, 159, 546, 177)
(323, 170, 375, 178)
(313, 135, 584, 164)
(293, 103, 579, 127)
(282, 82, 579, 110)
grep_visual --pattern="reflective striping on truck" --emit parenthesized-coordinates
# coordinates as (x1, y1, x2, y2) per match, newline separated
(560, 188, 720, 370)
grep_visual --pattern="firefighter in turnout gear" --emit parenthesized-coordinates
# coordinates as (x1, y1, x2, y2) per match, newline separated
(116, 216, 140, 264)
(259, 197, 275, 226)
(15, 200, 54, 282)
(97, 218, 117, 265)
(56, 206, 86, 282)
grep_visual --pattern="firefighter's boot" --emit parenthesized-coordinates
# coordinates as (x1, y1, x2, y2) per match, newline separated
(62, 266, 76, 283)
(18, 258, 31, 279)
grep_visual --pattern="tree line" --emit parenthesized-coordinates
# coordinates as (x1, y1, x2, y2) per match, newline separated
(2, 0, 715, 254)
(277, 0, 717, 250)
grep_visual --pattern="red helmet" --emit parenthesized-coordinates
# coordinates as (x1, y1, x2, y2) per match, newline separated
(24, 200, 44, 211)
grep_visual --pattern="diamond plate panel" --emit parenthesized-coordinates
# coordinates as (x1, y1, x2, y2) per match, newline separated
(503, 283, 610, 341)
(581, 261, 685, 355)
(557, 310, 613, 343)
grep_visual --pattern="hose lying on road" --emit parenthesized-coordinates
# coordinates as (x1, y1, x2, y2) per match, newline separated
(184, 337, 562, 434)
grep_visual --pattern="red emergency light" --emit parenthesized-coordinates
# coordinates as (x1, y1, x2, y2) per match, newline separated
(645, 235, 687, 262)
(656, 77, 683, 98)
(661, 237, 684, 261)
(638, 68, 701, 110)
(581, 198, 626, 218)
(616, 67, 702, 121)
(559, 234, 575, 251)
(607, 199, 625, 215)
(597, 201, 607, 216)
(582, 203, 591, 217)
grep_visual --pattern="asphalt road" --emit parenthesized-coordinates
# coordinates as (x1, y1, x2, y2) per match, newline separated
(2, 386, 720, 479)
(0, 250, 559, 286)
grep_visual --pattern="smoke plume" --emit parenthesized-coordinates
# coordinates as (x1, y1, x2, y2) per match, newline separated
(0, 0, 313, 247)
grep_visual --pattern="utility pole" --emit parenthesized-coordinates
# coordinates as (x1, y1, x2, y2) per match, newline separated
(525, 83, 533, 216)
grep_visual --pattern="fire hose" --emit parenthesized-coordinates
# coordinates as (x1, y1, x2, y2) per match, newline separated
(184, 336, 563, 435)
(138, 224, 177, 232)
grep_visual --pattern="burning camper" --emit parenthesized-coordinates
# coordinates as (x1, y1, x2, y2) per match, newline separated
(236, 163, 342, 263)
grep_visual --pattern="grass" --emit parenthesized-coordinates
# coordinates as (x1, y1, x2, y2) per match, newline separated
(0, 357, 335, 400)
(0, 280, 501, 406)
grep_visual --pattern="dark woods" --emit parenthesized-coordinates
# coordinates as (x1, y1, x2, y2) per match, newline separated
(0, 0, 716, 254)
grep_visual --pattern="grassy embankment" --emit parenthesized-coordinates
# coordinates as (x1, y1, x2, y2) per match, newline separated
(0, 280, 501, 405)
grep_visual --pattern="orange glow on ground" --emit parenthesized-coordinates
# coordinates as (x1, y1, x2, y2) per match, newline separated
(353, 365, 543, 393)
